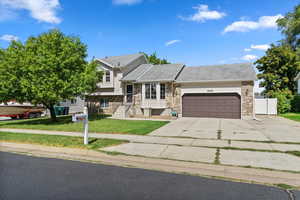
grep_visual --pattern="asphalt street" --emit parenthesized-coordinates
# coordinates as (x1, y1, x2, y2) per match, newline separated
(0, 151, 298, 200)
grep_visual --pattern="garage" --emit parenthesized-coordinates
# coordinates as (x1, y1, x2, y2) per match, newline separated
(182, 93, 241, 119)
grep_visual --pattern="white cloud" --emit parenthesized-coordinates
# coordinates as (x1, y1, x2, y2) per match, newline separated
(250, 44, 270, 51)
(112, 0, 142, 5)
(0, 34, 18, 41)
(244, 44, 270, 52)
(0, 0, 61, 24)
(180, 4, 226, 22)
(223, 14, 283, 33)
(242, 54, 257, 61)
(165, 40, 181, 46)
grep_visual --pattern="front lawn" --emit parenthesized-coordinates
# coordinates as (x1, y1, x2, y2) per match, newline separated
(280, 113, 300, 122)
(0, 132, 126, 150)
(0, 115, 169, 135)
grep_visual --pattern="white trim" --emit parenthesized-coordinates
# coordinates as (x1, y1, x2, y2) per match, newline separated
(176, 79, 256, 83)
(96, 59, 115, 68)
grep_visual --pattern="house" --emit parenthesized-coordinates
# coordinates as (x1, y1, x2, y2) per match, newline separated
(296, 72, 300, 94)
(86, 53, 257, 119)
(59, 97, 85, 114)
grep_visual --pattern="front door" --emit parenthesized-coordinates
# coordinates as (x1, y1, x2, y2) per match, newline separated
(126, 85, 133, 103)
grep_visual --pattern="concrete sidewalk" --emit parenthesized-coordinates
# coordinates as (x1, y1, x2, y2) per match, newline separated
(1, 141, 300, 189)
(1, 128, 300, 152)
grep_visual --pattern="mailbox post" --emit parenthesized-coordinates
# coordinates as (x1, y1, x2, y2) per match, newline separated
(83, 107, 88, 145)
(72, 106, 89, 145)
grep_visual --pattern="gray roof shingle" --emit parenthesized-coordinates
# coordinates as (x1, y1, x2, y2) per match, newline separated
(121, 64, 152, 81)
(98, 53, 145, 68)
(122, 63, 185, 82)
(295, 72, 300, 80)
(138, 64, 184, 82)
(176, 63, 257, 82)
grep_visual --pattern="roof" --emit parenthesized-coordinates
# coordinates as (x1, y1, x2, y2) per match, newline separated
(97, 53, 145, 68)
(121, 64, 152, 81)
(176, 63, 257, 83)
(122, 64, 185, 82)
(295, 72, 300, 81)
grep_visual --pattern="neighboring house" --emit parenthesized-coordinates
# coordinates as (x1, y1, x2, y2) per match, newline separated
(296, 72, 300, 94)
(86, 53, 257, 119)
(59, 97, 85, 114)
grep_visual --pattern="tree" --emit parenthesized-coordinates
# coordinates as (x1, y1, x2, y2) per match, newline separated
(0, 41, 27, 104)
(0, 30, 101, 121)
(277, 4, 300, 49)
(143, 52, 170, 64)
(255, 44, 299, 96)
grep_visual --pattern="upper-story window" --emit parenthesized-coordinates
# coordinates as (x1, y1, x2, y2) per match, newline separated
(145, 83, 156, 99)
(160, 84, 165, 99)
(105, 71, 110, 82)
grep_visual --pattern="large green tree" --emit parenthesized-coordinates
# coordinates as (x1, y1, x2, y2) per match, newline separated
(0, 30, 100, 121)
(255, 44, 299, 96)
(143, 52, 170, 64)
(277, 4, 300, 49)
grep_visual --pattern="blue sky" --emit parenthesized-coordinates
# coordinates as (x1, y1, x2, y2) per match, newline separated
(0, 0, 296, 68)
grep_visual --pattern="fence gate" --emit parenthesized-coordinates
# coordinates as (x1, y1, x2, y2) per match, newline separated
(255, 98, 277, 115)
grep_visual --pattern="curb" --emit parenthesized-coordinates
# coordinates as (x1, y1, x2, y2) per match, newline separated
(1, 141, 300, 189)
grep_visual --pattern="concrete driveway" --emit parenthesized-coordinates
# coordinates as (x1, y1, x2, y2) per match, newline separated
(102, 116, 300, 172)
(150, 116, 300, 143)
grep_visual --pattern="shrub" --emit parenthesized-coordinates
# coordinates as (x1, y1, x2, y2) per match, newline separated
(291, 95, 300, 112)
(270, 90, 293, 113)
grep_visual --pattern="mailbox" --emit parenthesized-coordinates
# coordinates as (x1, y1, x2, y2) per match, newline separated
(72, 113, 87, 122)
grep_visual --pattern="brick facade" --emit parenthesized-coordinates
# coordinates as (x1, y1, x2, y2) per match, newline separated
(86, 95, 123, 114)
(241, 81, 254, 118)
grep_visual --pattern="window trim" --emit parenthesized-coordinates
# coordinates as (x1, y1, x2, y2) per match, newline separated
(105, 71, 110, 82)
(145, 83, 157, 100)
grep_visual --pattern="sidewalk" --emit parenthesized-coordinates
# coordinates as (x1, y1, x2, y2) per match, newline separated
(1, 141, 300, 188)
(1, 128, 300, 152)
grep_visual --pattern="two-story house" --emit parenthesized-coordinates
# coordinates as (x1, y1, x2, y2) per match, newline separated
(86, 53, 257, 119)
(86, 53, 148, 115)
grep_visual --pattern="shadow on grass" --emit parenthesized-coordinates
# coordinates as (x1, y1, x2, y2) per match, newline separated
(0, 114, 111, 127)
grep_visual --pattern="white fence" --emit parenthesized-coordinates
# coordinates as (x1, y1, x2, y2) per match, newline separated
(255, 98, 277, 115)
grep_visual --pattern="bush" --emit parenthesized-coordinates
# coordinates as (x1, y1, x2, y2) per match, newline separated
(271, 91, 293, 113)
(291, 95, 300, 112)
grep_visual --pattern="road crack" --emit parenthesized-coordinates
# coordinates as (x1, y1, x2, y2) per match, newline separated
(285, 189, 295, 200)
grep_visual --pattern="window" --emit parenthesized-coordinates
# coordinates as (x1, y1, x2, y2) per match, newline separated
(151, 83, 156, 99)
(71, 99, 77, 104)
(105, 71, 110, 82)
(145, 83, 156, 99)
(100, 99, 109, 108)
(145, 84, 150, 99)
(160, 84, 165, 99)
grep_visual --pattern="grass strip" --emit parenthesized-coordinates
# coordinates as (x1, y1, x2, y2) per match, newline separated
(0, 132, 126, 150)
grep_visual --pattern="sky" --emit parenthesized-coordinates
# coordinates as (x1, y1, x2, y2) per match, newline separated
(0, 0, 298, 92)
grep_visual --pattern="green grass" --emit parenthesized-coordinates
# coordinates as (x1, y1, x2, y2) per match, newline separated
(0, 115, 169, 135)
(275, 183, 294, 190)
(0, 131, 126, 150)
(286, 151, 300, 157)
(280, 113, 300, 122)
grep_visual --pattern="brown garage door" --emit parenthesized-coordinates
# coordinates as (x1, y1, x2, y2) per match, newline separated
(182, 93, 241, 119)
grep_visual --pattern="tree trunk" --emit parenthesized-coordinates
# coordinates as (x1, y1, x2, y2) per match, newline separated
(49, 104, 57, 122)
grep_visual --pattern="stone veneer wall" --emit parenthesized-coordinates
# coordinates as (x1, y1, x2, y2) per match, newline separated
(86, 95, 123, 114)
(130, 83, 143, 116)
(172, 84, 182, 116)
(241, 81, 254, 118)
(130, 82, 176, 117)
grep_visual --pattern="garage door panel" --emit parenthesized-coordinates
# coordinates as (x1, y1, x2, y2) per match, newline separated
(182, 93, 241, 119)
